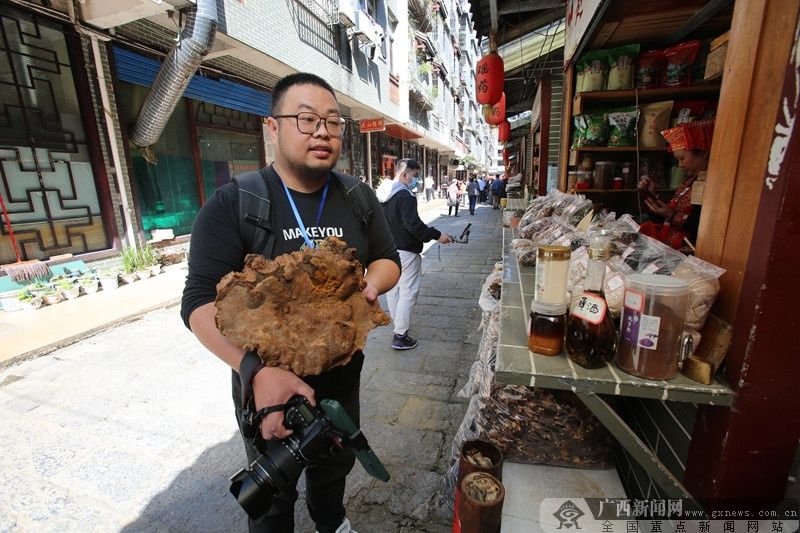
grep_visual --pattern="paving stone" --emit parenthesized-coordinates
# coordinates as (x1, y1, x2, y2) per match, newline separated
(360, 421, 442, 471)
(396, 396, 451, 431)
(360, 390, 409, 424)
(364, 368, 454, 402)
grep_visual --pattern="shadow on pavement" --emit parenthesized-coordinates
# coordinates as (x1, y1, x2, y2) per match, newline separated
(121, 434, 247, 532)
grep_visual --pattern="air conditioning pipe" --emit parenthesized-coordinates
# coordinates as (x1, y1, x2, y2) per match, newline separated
(130, 0, 218, 150)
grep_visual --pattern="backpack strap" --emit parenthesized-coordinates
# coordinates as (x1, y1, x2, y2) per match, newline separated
(332, 171, 373, 233)
(232, 167, 275, 258)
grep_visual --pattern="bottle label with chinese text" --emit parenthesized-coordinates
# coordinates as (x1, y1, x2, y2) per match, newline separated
(570, 292, 607, 325)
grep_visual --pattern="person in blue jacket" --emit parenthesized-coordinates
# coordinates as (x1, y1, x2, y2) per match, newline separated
(377, 158, 452, 350)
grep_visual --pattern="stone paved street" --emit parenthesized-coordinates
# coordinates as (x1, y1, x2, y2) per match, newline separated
(0, 202, 502, 532)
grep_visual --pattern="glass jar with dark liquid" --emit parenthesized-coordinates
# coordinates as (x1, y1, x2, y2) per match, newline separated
(528, 301, 567, 356)
(565, 230, 618, 368)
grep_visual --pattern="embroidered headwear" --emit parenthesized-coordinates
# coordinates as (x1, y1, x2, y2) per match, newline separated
(661, 118, 715, 151)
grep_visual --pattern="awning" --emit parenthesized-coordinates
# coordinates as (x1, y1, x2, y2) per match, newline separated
(384, 123, 423, 140)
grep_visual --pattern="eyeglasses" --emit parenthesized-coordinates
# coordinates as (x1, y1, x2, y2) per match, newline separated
(272, 112, 347, 137)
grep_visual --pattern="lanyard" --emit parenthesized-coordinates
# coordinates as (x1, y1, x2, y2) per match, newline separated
(282, 177, 330, 249)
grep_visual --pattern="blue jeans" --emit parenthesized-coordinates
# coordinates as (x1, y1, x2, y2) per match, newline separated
(468, 195, 478, 214)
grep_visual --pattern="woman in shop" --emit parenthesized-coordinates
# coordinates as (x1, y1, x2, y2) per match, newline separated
(637, 118, 715, 249)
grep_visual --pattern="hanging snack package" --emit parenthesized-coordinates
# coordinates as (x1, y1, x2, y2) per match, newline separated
(635, 50, 664, 89)
(607, 44, 640, 90)
(663, 40, 701, 87)
(607, 107, 639, 147)
(639, 101, 674, 149)
(581, 50, 610, 91)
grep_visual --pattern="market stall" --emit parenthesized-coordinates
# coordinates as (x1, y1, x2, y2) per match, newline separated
(454, 0, 800, 522)
(551, 0, 800, 500)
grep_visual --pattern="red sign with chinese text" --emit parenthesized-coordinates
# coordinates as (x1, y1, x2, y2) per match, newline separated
(359, 118, 386, 133)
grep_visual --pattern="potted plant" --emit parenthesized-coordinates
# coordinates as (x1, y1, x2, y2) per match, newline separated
(27, 281, 49, 297)
(142, 244, 162, 276)
(79, 275, 100, 295)
(42, 286, 64, 306)
(98, 269, 120, 291)
(135, 245, 156, 280)
(17, 290, 43, 310)
(57, 279, 80, 300)
(120, 247, 139, 284)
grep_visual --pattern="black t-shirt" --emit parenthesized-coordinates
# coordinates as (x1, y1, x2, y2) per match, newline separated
(181, 166, 400, 400)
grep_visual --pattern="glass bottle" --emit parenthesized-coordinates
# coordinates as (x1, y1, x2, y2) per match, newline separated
(565, 229, 618, 368)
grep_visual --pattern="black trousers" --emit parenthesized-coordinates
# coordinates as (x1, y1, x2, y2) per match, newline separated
(235, 383, 360, 533)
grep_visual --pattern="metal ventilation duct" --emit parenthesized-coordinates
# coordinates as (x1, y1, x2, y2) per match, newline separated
(130, 0, 217, 148)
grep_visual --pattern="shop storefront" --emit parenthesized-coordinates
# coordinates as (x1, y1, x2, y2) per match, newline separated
(113, 46, 269, 239)
(0, 5, 116, 264)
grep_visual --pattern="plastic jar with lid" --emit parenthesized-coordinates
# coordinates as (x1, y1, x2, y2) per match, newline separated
(616, 274, 690, 380)
(535, 245, 571, 304)
(529, 301, 567, 356)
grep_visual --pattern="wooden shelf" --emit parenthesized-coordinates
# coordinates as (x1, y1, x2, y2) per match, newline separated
(573, 85, 722, 116)
(572, 188, 676, 193)
(572, 146, 667, 152)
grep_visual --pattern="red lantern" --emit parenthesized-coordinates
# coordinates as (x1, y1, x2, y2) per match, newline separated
(483, 93, 506, 125)
(475, 52, 504, 105)
(503, 148, 510, 168)
(498, 120, 511, 142)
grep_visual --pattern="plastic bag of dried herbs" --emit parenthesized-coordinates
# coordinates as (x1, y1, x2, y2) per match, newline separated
(607, 107, 639, 147)
(607, 43, 640, 90)
(477, 385, 614, 468)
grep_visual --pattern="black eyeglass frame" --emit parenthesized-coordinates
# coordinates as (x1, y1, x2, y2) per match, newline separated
(272, 112, 347, 137)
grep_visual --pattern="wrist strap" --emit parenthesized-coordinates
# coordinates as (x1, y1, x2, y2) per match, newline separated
(239, 350, 265, 409)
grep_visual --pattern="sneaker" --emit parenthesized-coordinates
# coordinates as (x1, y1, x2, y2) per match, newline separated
(391, 333, 418, 350)
(316, 518, 358, 533)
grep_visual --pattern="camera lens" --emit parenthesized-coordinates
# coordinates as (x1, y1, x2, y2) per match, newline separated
(229, 439, 306, 519)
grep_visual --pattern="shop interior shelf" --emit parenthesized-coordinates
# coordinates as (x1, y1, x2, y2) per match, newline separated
(572, 146, 667, 152)
(572, 84, 722, 115)
(575, 188, 676, 193)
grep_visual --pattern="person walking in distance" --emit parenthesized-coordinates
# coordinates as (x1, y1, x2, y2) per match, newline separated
(466, 176, 479, 215)
(477, 174, 487, 204)
(447, 179, 460, 216)
(181, 73, 401, 533)
(377, 158, 452, 350)
(424, 175, 435, 202)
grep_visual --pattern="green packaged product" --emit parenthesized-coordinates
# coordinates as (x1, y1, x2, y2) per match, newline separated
(575, 58, 588, 93)
(607, 44, 641, 91)
(573, 113, 609, 147)
(578, 49, 609, 92)
(607, 107, 639, 147)
(571, 114, 588, 148)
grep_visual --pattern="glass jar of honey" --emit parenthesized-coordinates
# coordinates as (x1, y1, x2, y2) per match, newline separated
(528, 300, 567, 356)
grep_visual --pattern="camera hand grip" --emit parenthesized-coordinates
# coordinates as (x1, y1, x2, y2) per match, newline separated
(321, 399, 390, 482)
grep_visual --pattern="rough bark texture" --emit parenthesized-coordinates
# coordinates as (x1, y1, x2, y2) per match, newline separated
(215, 237, 390, 376)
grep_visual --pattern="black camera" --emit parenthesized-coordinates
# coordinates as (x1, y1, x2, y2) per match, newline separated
(229, 395, 389, 519)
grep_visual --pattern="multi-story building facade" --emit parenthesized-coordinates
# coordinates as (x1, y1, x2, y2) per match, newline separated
(0, 0, 490, 264)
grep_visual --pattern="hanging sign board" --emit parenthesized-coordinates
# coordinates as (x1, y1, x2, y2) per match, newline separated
(564, 0, 603, 67)
(360, 118, 386, 133)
